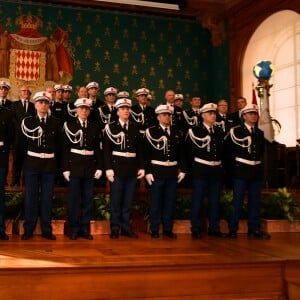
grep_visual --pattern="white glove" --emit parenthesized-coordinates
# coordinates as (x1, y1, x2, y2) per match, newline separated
(63, 171, 70, 182)
(145, 173, 154, 186)
(106, 169, 114, 183)
(137, 169, 145, 179)
(94, 169, 102, 179)
(177, 172, 186, 183)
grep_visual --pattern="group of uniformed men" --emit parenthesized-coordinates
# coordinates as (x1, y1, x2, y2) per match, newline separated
(0, 79, 270, 241)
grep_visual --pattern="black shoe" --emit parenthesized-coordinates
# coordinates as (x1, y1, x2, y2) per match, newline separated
(208, 231, 226, 238)
(121, 230, 138, 238)
(226, 230, 237, 239)
(21, 233, 33, 240)
(80, 231, 93, 240)
(110, 230, 119, 239)
(151, 231, 160, 238)
(191, 232, 202, 239)
(42, 232, 56, 240)
(69, 232, 78, 240)
(0, 232, 9, 240)
(163, 231, 177, 239)
(248, 230, 271, 240)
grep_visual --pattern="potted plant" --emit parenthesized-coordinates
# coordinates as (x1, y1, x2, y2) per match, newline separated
(4, 191, 24, 234)
(260, 187, 300, 232)
(51, 193, 67, 235)
(131, 199, 150, 233)
(90, 193, 111, 235)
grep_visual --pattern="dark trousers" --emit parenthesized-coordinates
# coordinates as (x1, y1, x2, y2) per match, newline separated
(23, 170, 55, 234)
(68, 177, 94, 233)
(190, 178, 222, 233)
(150, 178, 177, 233)
(12, 135, 27, 185)
(110, 176, 137, 232)
(0, 168, 6, 232)
(228, 178, 262, 232)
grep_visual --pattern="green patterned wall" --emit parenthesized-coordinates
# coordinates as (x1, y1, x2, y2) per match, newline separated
(0, 0, 229, 107)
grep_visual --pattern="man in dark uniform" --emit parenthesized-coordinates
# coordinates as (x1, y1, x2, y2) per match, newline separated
(97, 86, 118, 130)
(182, 95, 202, 134)
(62, 97, 103, 240)
(130, 88, 156, 135)
(226, 104, 270, 239)
(51, 84, 68, 186)
(86, 81, 104, 124)
(0, 80, 12, 185)
(0, 101, 13, 240)
(11, 86, 35, 187)
(144, 104, 186, 239)
(0, 80, 12, 108)
(21, 91, 62, 240)
(103, 98, 145, 239)
(186, 103, 226, 239)
(165, 89, 183, 131)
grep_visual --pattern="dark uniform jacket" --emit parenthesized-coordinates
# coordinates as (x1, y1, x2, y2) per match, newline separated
(229, 110, 243, 127)
(89, 98, 105, 124)
(50, 101, 68, 125)
(103, 120, 144, 177)
(225, 124, 265, 180)
(62, 119, 103, 178)
(0, 107, 13, 168)
(144, 125, 186, 179)
(182, 108, 202, 134)
(215, 112, 233, 133)
(186, 123, 225, 180)
(12, 100, 36, 136)
(130, 104, 157, 133)
(96, 104, 118, 130)
(22, 115, 62, 173)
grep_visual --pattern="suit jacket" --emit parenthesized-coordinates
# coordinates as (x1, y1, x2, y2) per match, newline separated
(0, 99, 12, 109)
(144, 125, 186, 179)
(225, 124, 265, 180)
(50, 101, 68, 125)
(186, 123, 225, 180)
(0, 106, 13, 168)
(22, 115, 62, 173)
(229, 110, 243, 127)
(130, 104, 157, 133)
(62, 119, 103, 178)
(103, 120, 144, 177)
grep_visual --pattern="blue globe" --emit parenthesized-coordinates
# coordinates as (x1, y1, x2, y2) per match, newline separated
(253, 61, 274, 79)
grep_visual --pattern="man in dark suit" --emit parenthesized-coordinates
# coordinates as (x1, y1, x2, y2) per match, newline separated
(130, 88, 156, 135)
(229, 96, 247, 127)
(0, 103, 13, 240)
(103, 98, 145, 239)
(144, 104, 186, 239)
(186, 103, 226, 239)
(11, 86, 36, 187)
(21, 91, 62, 240)
(62, 97, 103, 240)
(225, 104, 270, 240)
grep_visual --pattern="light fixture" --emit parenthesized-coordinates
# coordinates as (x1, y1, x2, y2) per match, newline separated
(93, 0, 180, 10)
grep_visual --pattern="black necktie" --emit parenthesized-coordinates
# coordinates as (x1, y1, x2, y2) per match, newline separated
(23, 100, 27, 112)
(40, 117, 46, 129)
(251, 127, 255, 135)
(164, 127, 169, 137)
(123, 123, 127, 131)
(209, 127, 213, 135)
(82, 121, 86, 129)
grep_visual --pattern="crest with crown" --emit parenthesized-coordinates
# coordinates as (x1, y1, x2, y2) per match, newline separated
(16, 14, 42, 31)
